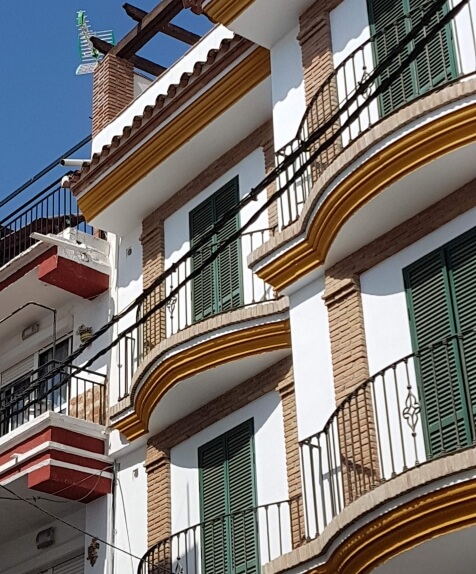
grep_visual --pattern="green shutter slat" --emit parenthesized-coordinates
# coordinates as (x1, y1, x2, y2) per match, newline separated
(199, 436, 228, 574)
(190, 198, 216, 322)
(447, 230, 476, 431)
(404, 244, 473, 457)
(190, 177, 242, 323)
(368, 0, 457, 117)
(199, 420, 258, 574)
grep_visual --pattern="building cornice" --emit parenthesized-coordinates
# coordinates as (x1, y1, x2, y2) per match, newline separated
(256, 101, 476, 292)
(113, 318, 291, 441)
(204, 0, 255, 25)
(76, 45, 270, 222)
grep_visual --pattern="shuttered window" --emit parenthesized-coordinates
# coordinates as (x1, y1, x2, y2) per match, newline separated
(404, 227, 476, 457)
(190, 177, 243, 323)
(199, 420, 258, 574)
(368, 0, 457, 116)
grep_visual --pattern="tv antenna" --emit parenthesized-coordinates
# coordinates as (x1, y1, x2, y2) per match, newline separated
(76, 10, 115, 75)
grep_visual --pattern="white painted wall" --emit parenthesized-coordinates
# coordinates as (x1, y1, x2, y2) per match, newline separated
(270, 27, 306, 152)
(361, 207, 476, 478)
(113, 445, 148, 574)
(170, 391, 290, 570)
(288, 275, 335, 442)
(0, 508, 85, 574)
(84, 496, 109, 574)
(109, 227, 144, 406)
(163, 148, 272, 336)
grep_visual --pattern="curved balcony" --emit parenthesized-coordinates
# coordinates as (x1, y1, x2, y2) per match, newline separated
(113, 228, 290, 441)
(250, 0, 476, 290)
(262, 327, 476, 574)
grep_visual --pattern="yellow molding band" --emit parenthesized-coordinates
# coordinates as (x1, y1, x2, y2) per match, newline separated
(78, 47, 271, 221)
(205, 0, 255, 26)
(257, 102, 476, 292)
(114, 319, 291, 441)
(309, 478, 476, 574)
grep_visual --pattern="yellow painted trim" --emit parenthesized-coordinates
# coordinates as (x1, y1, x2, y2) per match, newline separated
(257, 102, 476, 292)
(78, 46, 271, 221)
(114, 319, 291, 441)
(205, 0, 255, 26)
(309, 478, 476, 574)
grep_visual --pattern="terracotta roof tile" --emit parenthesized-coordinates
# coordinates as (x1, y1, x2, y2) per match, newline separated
(68, 35, 247, 193)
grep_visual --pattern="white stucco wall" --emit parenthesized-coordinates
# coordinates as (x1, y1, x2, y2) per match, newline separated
(270, 27, 306, 151)
(163, 148, 271, 336)
(112, 445, 148, 574)
(170, 391, 291, 567)
(361, 207, 476, 477)
(288, 275, 335, 442)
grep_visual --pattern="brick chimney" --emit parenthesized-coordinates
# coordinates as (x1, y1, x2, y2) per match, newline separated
(92, 54, 134, 137)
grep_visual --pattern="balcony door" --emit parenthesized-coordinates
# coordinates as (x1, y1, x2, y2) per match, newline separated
(199, 420, 259, 574)
(190, 177, 243, 324)
(404, 227, 476, 458)
(368, 0, 457, 117)
(38, 337, 71, 414)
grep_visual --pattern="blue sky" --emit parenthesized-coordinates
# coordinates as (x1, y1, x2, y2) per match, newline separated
(0, 1, 211, 207)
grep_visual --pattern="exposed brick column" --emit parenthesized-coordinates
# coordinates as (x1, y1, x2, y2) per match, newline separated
(145, 446, 171, 547)
(276, 365, 305, 548)
(92, 54, 134, 137)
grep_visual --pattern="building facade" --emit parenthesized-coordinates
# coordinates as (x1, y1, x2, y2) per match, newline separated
(2, 0, 476, 572)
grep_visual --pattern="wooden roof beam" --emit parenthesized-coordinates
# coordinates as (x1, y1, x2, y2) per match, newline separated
(124, 3, 201, 45)
(91, 36, 167, 76)
(114, 0, 185, 60)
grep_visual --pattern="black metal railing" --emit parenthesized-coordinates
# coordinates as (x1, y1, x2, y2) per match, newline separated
(0, 360, 106, 435)
(0, 181, 93, 267)
(276, 0, 476, 228)
(138, 497, 303, 574)
(300, 328, 476, 539)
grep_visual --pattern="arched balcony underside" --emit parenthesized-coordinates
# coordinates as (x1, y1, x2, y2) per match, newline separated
(251, 81, 476, 292)
(265, 448, 476, 574)
(111, 299, 290, 440)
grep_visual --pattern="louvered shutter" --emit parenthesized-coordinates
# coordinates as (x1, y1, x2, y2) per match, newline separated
(227, 420, 258, 574)
(52, 554, 84, 574)
(199, 420, 257, 574)
(190, 197, 216, 322)
(446, 230, 476, 437)
(199, 436, 229, 574)
(368, 0, 416, 116)
(215, 178, 242, 313)
(1, 355, 34, 386)
(408, 0, 457, 93)
(404, 250, 471, 456)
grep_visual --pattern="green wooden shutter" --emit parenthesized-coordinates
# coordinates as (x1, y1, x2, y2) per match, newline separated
(215, 178, 243, 313)
(199, 436, 228, 574)
(199, 420, 258, 574)
(368, 0, 457, 117)
(190, 178, 242, 324)
(368, 0, 416, 116)
(404, 249, 472, 456)
(446, 229, 476, 438)
(227, 421, 258, 574)
(190, 197, 216, 322)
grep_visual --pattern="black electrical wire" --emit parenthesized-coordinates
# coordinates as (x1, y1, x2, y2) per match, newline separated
(1, 0, 465, 409)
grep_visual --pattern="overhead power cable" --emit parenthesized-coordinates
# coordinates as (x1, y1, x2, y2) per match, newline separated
(0, 0, 465, 409)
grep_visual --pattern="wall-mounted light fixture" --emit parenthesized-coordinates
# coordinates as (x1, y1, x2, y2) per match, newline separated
(36, 527, 55, 549)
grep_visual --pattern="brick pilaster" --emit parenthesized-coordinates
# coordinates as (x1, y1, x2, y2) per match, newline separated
(92, 54, 134, 137)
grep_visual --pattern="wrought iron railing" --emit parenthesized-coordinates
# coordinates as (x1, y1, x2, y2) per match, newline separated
(138, 497, 303, 574)
(0, 360, 106, 435)
(0, 181, 93, 267)
(276, 0, 476, 228)
(300, 328, 476, 539)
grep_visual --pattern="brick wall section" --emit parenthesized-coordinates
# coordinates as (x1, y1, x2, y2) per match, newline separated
(145, 356, 302, 548)
(324, 176, 476, 502)
(140, 120, 276, 350)
(69, 384, 105, 425)
(92, 54, 134, 137)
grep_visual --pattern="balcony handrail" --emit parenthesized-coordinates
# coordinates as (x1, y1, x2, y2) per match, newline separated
(139, 495, 303, 574)
(299, 327, 476, 539)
